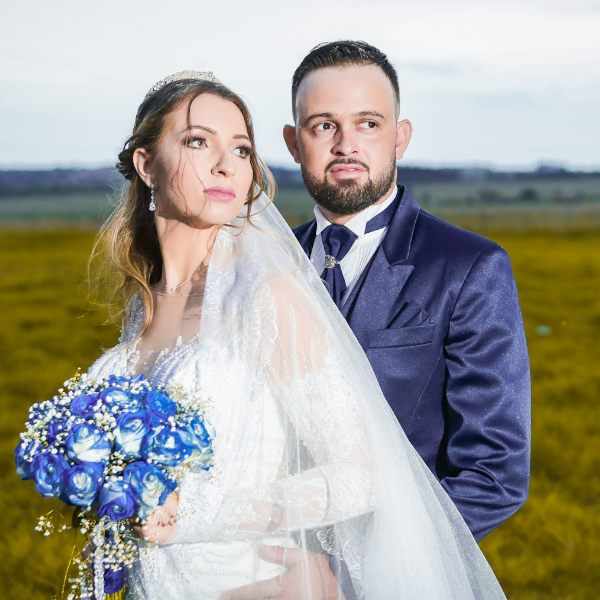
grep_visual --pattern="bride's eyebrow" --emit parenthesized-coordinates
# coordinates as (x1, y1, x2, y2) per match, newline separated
(181, 125, 251, 142)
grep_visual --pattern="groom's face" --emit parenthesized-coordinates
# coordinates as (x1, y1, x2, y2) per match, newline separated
(284, 64, 411, 218)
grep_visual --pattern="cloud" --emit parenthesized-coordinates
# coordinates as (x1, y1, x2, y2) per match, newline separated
(1, 0, 598, 168)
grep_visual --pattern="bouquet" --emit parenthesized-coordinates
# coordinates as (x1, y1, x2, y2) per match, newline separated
(15, 371, 214, 599)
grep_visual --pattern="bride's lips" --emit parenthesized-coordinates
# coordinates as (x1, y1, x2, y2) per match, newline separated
(328, 163, 367, 179)
(204, 186, 236, 202)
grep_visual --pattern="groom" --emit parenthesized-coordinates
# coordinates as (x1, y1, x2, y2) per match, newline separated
(224, 41, 531, 600)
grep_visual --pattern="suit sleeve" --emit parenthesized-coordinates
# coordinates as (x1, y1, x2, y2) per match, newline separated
(441, 245, 531, 540)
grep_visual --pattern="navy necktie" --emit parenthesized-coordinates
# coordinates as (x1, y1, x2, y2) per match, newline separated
(320, 224, 357, 307)
(320, 193, 401, 307)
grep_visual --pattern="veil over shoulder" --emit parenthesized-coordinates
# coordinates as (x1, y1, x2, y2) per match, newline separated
(93, 193, 506, 599)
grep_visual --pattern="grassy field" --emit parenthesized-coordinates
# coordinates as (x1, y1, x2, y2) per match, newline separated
(1, 218, 599, 598)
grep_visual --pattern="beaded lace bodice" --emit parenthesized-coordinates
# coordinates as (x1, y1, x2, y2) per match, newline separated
(89, 296, 289, 599)
(91, 294, 201, 388)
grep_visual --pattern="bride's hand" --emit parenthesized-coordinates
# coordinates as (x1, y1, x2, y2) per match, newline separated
(131, 492, 179, 544)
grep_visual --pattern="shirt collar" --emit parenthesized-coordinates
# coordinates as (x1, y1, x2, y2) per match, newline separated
(314, 186, 398, 237)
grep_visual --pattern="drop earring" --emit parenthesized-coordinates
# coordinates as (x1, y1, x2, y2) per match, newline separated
(149, 183, 156, 212)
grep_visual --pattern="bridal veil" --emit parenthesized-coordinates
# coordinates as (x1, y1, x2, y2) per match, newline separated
(125, 192, 506, 600)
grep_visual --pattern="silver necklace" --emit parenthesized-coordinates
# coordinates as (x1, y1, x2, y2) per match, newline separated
(160, 264, 209, 294)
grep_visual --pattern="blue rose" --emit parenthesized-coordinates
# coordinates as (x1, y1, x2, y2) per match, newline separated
(124, 462, 176, 519)
(182, 417, 212, 449)
(46, 418, 68, 444)
(142, 425, 191, 467)
(107, 375, 129, 386)
(130, 374, 146, 384)
(14, 439, 40, 480)
(144, 391, 177, 426)
(180, 418, 213, 470)
(98, 479, 136, 521)
(61, 462, 104, 507)
(31, 451, 70, 498)
(70, 394, 100, 417)
(100, 386, 141, 412)
(66, 423, 112, 464)
(104, 566, 124, 595)
(114, 411, 149, 460)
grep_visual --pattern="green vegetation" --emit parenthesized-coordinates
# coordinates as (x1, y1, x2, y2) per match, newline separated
(2, 177, 600, 231)
(1, 208, 599, 598)
(0, 190, 116, 226)
(410, 175, 600, 208)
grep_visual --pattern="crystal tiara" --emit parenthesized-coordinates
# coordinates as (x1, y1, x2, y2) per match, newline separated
(143, 70, 222, 102)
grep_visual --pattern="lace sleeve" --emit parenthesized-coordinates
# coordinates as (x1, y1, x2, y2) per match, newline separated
(171, 276, 373, 544)
(265, 275, 374, 528)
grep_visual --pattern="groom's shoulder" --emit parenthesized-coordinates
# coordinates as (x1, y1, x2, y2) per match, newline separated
(292, 219, 316, 240)
(412, 202, 504, 259)
(407, 207, 515, 287)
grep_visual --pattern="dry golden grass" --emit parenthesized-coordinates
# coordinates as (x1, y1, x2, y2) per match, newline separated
(478, 230, 600, 599)
(1, 226, 598, 599)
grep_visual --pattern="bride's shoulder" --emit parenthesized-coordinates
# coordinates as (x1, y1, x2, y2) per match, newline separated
(87, 293, 142, 378)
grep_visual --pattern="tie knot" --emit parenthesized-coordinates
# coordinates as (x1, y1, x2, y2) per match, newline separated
(321, 224, 357, 266)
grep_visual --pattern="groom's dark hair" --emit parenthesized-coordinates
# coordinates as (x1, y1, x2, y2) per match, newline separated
(291, 40, 400, 119)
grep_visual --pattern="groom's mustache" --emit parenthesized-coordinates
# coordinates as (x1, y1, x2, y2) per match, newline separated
(325, 158, 370, 173)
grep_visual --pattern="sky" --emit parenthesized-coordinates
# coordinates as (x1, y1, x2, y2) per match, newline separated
(1, 0, 599, 171)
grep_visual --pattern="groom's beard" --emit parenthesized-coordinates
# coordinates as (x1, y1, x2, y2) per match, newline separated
(301, 156, 397, 217)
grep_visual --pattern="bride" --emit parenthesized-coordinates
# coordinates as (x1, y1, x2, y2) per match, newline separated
(88, 71, 506, 600)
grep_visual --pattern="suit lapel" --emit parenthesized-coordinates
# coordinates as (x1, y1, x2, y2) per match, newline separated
(344, 186, 421, 349)
(381, 185, 420, 266)
(295, 220, 317, 256)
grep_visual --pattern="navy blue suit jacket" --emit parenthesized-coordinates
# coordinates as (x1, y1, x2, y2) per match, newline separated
(294, 185, 531, 541)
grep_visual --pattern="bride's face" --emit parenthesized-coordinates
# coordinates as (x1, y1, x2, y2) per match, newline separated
(150, 93, 254, 226)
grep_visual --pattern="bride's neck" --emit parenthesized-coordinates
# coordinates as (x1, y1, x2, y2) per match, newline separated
(155, 216, 217, 287)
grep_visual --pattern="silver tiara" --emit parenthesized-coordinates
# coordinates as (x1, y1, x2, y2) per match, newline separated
(143, 70, 222, 101)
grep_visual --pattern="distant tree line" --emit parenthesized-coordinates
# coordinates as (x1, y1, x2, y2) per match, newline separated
(0, 168, 122, 195)
(0, 164, 597, 196)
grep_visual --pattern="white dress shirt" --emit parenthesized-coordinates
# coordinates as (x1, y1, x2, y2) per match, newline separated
(310, 187, 398, 305)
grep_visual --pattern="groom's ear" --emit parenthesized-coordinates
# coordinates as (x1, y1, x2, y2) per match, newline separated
(283, 124, 302, 164)
(395, 119, 413, 160)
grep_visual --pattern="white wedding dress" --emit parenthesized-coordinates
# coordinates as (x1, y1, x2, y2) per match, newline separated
(88, 194, 507, 600)
(89, 294, 294, 598)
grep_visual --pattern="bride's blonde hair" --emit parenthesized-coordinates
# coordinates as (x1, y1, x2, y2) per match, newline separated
(89, 78, 276, 335)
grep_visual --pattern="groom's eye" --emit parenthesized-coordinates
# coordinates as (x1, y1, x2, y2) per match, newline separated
(315, 122, 334, 131)
(359, 121, 378, 130)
